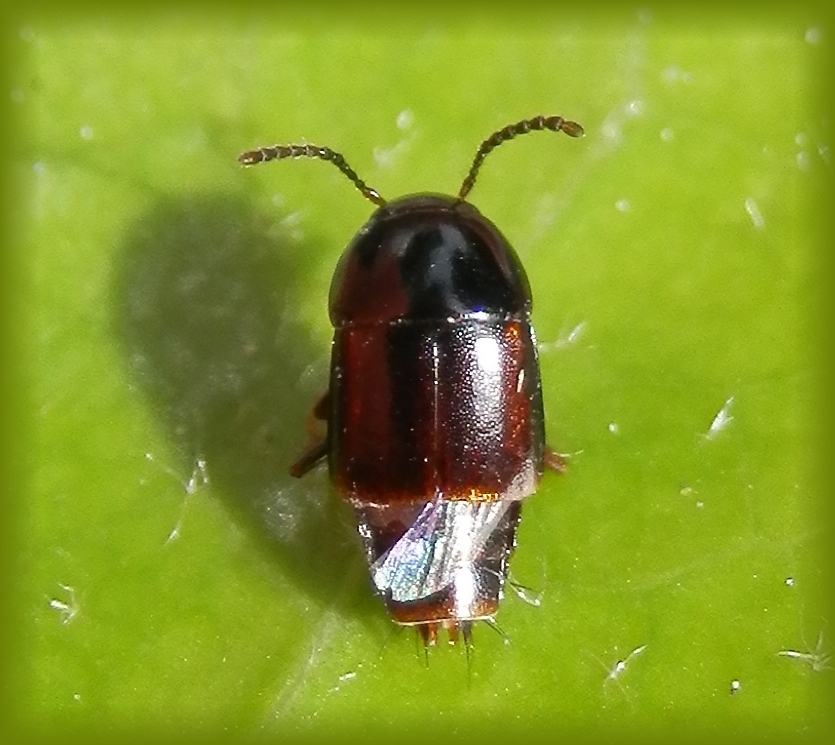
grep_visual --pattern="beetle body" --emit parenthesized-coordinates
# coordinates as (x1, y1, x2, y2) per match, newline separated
(329, 194, 544, 639)
(240, 115, 582, 645)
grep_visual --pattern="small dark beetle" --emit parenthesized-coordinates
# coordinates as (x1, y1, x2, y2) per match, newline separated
(239, 115, 583, 646)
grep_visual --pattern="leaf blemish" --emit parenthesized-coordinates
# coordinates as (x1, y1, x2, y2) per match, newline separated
(778, 630, 832, 672)
(48, 583, 79, 625)
(144, 452, 209, 544)
(704, 395, 735, 440)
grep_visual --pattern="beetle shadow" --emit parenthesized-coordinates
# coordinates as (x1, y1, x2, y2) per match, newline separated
(111, 192, 379, 629)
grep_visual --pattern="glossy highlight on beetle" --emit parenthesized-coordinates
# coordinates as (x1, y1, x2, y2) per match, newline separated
(239, 115, 583, 647)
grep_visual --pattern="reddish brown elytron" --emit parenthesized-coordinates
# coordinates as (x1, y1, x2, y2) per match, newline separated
(239, 115, 583, 647)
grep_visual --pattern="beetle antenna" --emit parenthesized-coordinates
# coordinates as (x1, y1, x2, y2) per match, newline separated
(458, 115, 584, 201)
(238, 143, 386, 207)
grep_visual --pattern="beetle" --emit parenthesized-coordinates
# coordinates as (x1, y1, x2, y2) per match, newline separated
(239, 115, 583, 647)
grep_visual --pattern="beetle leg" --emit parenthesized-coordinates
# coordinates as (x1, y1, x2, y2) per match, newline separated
(290, 392, 330, 478)
(445, 620, 461, 645)
(289, 439, 328, 478)
(311, 390, 330, 421)
(544, 446, 567, 473)
(417, 621, 440, 649)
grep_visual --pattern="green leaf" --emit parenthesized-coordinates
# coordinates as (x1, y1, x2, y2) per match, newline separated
(10, 9, 832, 741)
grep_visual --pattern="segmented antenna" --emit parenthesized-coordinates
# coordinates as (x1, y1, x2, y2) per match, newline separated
(238, 143, 386, 207)
(458, 115, 584, 201)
